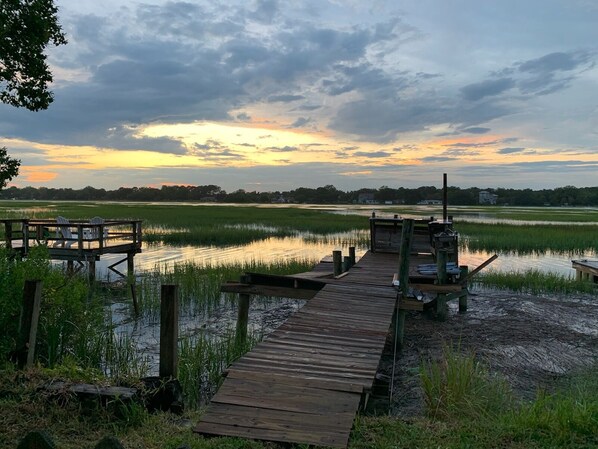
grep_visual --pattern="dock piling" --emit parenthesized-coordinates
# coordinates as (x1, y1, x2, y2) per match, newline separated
(395, 219, 414, 349)
(333, 250, 343, 276)
(349, 247, 356, 266)
(17, 280, 42, 368)
(236, 275, 251, 347)
(159, 284, 179, 378)
(436, 250, 448, 321)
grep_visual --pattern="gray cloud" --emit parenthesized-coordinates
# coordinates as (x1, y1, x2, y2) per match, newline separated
(461, 127, 491, 134)
(266, 145, 298, 152)
(267, 94, 305, 103)
(353, 151, 391, 158)
(289, 117, 311, 127)
(498, 147, 526, 154)
(461, 78, 515, 101)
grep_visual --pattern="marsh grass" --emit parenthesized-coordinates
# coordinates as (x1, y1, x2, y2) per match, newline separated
(0, 201, 368, 246)
(178, 328, 261, 408)
(458, 222, 598, 254)
(420, 345, 513, 421)
(475, 269, 597, 295)
(138, 258, 317, 318)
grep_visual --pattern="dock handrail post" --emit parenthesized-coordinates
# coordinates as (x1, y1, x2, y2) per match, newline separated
(436, 250, 448, 321)
(159, 284, 179, 378)
(17, 280, 43, 369)
(4, 221, 13, 249)
(22, 220, 29, 255)
(395, 218, 414, 349)
(236, 275, 251, 347)
(333, 250, 342, 276)
(349, 246, 356, 266)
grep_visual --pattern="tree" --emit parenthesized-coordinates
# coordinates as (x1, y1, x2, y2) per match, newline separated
(0, 146, 20, 189)
(1, 0, 67, 111)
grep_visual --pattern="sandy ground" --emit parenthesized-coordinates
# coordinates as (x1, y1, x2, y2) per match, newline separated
(379, 287, 598, 416)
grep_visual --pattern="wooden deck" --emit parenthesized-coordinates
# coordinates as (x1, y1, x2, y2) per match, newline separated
(195, 251, 411, 448)
(1, 218, 142, 278)
(572, 259, 598, 282)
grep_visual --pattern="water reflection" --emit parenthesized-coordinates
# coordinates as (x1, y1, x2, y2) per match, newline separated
(91, 232, 597, 281)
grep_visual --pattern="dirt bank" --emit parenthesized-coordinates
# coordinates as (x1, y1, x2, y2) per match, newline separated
(383, 287, 598, 416)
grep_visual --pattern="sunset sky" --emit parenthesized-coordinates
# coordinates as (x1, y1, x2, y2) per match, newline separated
(1, 0, 597, 191)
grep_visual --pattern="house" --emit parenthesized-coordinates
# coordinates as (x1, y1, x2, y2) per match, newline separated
(358, 192, 376, 204)
(479, 191, 498, 205)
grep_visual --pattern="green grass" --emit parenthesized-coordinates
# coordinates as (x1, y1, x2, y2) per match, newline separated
(420, 345, 513, 421)
(475, 269, 598, 295)
(0, 201, 368, 247)
(351, 351, 598, 449)
(4, 351, 597, 449)
(458, 222, 598, 254)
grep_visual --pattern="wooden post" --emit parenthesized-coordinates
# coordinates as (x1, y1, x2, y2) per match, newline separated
(398, 219, 414, 295)
(459, 265, 469, 312)
(127, 252, 139, 315)
(88, 259, 96, 283)
(159, 284, 179, 378)
(349, 246, 356, 266)
(442, 173, 448, 222)
(22, 221, 29, 255)
(395, 219, 414, 349)
(576, 269, 582, 281)
(333, 250, 342, 276)
(343, 256, 351, 272)
(236, 275, 251, 347)
(436, 250, 448, 321)
(4, 221, 12, 249)
(17, 280, 42, 368)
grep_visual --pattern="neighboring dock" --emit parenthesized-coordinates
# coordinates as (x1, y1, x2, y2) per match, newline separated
(1, 218, 142, 279)
(195, 216, 474, 448)
(572, 259, 598, 283)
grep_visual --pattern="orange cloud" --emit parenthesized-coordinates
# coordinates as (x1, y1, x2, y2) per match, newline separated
(22, 170, 58, 183)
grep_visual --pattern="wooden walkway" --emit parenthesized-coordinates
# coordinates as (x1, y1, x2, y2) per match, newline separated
(195, 251, 408, 448)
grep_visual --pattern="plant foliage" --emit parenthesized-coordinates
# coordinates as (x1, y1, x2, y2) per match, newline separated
(0, 0, 67, 110)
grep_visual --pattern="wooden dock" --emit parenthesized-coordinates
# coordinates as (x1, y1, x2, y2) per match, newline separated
(195, 251, 424, 448)
(572, 259, 598, 283)
(1, 218, 142, 279)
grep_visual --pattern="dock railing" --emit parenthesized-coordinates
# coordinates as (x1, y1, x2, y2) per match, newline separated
(1, 218, 142, 254)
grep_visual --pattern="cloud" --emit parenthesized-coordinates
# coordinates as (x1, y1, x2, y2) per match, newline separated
(189, 139, 246, 163)
(267, 94, 305, 102)
(289, 117, 311, 127)
(353, 151, 391, 158)
(518, 52, 590, 73)
(497, 147, 526, 154)
(460, 78, 515, 101)
(419, 156, 455, 162)
(461, 127, 491, 134)
(266, 145, 298, 152)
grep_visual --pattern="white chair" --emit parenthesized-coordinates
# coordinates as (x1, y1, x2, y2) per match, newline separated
(54, 216, 76, 248)
(88, 216, 108, 240)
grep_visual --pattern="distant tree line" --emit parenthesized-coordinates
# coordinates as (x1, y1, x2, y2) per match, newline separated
(1, 184, 598, 206)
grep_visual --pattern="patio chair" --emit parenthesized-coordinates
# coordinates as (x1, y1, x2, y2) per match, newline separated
(53, 216, 76, 248)
(88, 216, 108, 239)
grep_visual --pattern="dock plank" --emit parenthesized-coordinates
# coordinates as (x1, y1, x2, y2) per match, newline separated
(195, 249, 437, 448)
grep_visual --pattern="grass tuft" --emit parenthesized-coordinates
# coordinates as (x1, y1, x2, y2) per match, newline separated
(420, 345, 513, 421)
